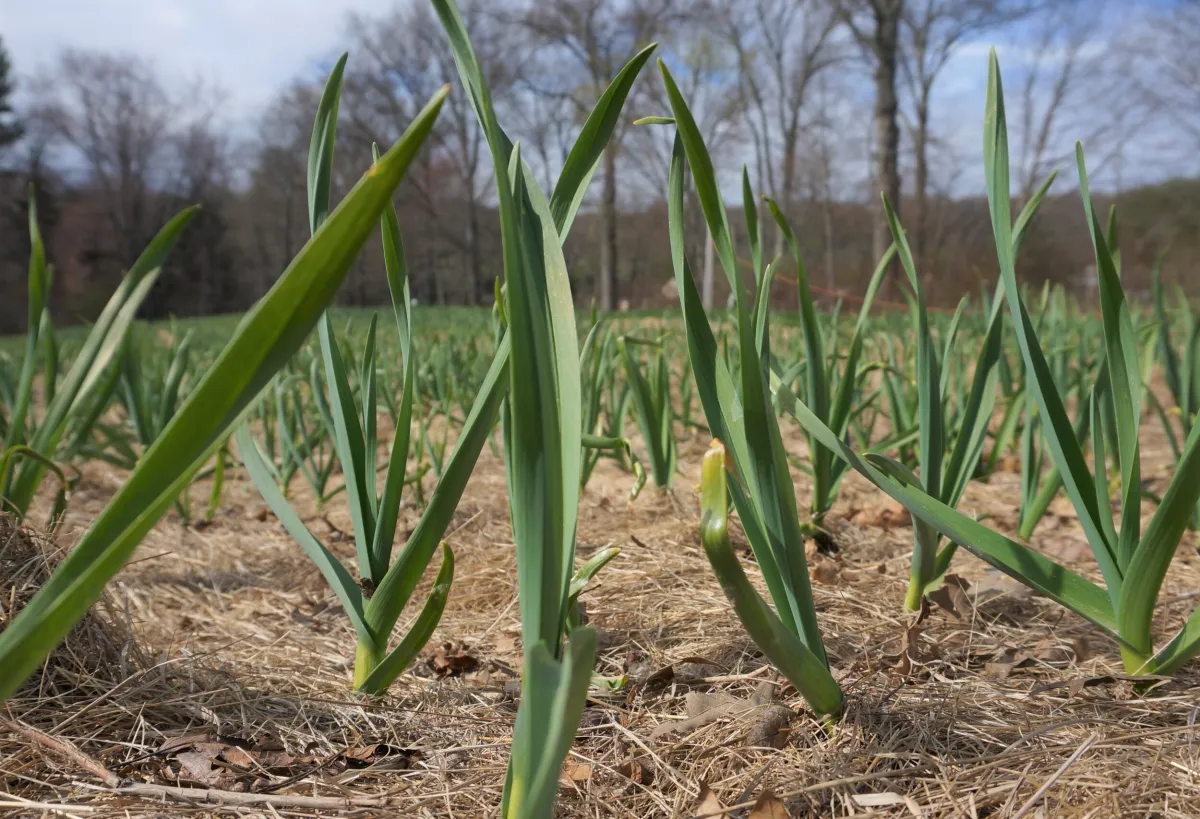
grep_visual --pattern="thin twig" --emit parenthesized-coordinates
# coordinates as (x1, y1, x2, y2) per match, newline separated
(1010, 734, 1097, 819)
(0, 794, 97, 816)
(1, 718, 120, 787)
(83, 782, 411, 811)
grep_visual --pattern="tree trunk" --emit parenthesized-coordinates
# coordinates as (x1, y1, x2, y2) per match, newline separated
(823, 199, 835, 292)
(466, 192, 484, 305)
(599, 146, 618, 310)
(871, 3, 902, 294)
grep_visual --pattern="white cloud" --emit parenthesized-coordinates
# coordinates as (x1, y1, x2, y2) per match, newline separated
(1, 0, 393, 119)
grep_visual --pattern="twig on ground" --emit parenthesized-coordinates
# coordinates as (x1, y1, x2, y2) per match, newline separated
(1, 717, 120, 787)
(80, 781, 414, 811)
(1010, 735, 1097, 819)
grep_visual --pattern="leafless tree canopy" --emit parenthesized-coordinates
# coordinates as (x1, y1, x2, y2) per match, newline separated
(0, 0, 1194, 331)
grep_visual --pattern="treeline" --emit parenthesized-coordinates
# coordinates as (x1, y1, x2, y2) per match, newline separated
(1, 0, 1199, 334)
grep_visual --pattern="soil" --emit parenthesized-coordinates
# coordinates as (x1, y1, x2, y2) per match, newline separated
(3, 409, 1200, 817)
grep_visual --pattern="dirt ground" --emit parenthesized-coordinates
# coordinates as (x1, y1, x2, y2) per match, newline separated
(4, 411, 1200, 818)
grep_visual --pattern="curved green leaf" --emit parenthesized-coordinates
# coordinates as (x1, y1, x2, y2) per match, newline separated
(234, 424, 371, 645)
(775, 377, 1121, 638)
(366, 333, 508, 642)
(984, 51, 1122, 599)
(700, 444, 843, 717)
(506, 629, 597, 819)
(358, 544, 454, 694)
(307, 53, 348, 234)
(0, 86, 447, 704)
(550, 43, 657, 237)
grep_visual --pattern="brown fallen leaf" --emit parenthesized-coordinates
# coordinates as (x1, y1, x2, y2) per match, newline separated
(885, 607, 933, 676)
(748, 790, 790, 818)
(560, 758, 592, 784)
(986, 647, 1032, 680)
(1030, 637, 1073, 664)
(746, 704, 793, 749)
(343, 743, 395, 766)
(220, 745, 257, 768)
(927, 574, 973, 621)
(494, 632, 519, 654)
(150, 733, 356, 790)
(810, 558, 840, 586)
(986, 639, 1074, 679)
(617, 757, 654, 786)
(163, 738, 262, 788)
(696, 782, 726, 815)
(158, 734, 212, 755)
(428, 642, 480, 678)
(175, 749, 223, 786)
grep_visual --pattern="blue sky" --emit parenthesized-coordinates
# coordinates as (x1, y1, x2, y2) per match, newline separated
(2, 0, 361, 119)
(1, 0, 1188, 196)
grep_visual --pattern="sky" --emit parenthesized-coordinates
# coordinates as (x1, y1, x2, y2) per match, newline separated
(0, 0, 1189, 197)
(2, 0, 362, 120)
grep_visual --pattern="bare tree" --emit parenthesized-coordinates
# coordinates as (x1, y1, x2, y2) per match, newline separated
(722, 0, 842, 260)
(625, 25, 742, 307)
(25, 50, 238, 317)
(1125, 1, 1200, 171)
(165, 121, 237, 314)
(520, 0, 686, 310)
(341, 1, 513, 305)
(1010, 0, 1131, 202)
(899, 0, 1031, 269)
(833, 0, 905, 285)
(28, 51, 181, 267)
(509, 83, 578, 196)
(237, 84, 315, 298)
(798, 74, 856, 291)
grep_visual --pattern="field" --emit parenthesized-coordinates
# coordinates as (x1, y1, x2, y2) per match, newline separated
(6, 16, 1200, 818)
(4, 303, 1200, 818)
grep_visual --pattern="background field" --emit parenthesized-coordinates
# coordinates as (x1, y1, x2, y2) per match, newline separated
(4, 306, 1200, 818)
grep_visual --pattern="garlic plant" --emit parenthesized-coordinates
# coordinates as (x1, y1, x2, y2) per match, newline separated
(781, 51, 1200, 677)
(0, 55, 447, 704)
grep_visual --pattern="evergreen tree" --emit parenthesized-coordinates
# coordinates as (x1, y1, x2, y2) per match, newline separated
(0, 36, 23, 149)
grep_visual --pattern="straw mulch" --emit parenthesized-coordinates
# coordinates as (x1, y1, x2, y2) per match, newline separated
(3, 421, 1200, 818)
